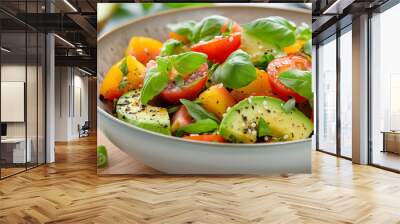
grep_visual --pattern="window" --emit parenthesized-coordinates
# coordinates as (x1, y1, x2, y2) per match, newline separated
(370, 3, 400, 171)
(339, 27, 352, 158)
(317, 36, 337, 154)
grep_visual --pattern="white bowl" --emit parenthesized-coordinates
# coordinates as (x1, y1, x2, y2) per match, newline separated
(98, 5, 312, 174)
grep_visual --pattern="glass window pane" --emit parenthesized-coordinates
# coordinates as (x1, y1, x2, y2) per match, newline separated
(371, 4, 400, 171)
(27, 31, 38, 169)
(1, 31, 27, 177)
(318, 36, 337, 154)
(340, 28, 352, 158)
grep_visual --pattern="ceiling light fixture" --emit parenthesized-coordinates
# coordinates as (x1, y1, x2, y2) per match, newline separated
(1, 47, 11, 53)
(54, 34, 75, 48)
(78, 67, 93, 76)
(323, 0, 354, 15)
(63, 0, 78, 12)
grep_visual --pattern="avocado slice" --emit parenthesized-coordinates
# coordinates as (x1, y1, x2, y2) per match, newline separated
(116, 90, 171, 135)
(219, 96, 313, 143)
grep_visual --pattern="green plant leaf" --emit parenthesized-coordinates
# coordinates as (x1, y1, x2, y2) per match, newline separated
(258, 118, 271, 137)
(303, 40, 312, 56)
(164, 3, 212, 9)
(278, 69, 313, 100)
(160, 39, 182, 56)
(192, 15, 227, 42)
(142, 3, 154, 12)
(97, 145, 108, 168)
(243, 16, 296, 49)
(119, 57, 128, 76)
(212, 50, 256, 89)
(180, 99, 219, 122)
(176, 118, 218, 136)
(174, 75, 185, 87)
(171, 52, 207, 75)
(167, 105, 180, 114)
(254, 53, 275, 70)
(139, 60, 169, 105)
(167, 20, 196, 42)
(282, 98, 296, 113)
(296, 23, 311, 41)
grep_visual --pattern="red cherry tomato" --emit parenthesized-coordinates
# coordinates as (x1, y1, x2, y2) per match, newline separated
(160, 64, 208, 104)
(171, 106, 193, 133)
(221, 20, 242, 33)
(267, 55, 311, 103)
(183, 134, 226, 143)
(191, 32, 241, 64)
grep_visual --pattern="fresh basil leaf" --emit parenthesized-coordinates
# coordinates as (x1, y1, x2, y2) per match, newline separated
(118, 77, 128, 90)
(140, 66, 169, 105)
(254, 53, 275, 70)
(156, 56, 173, 73)
(243, 16, 296, 49)
(160, 39, 182, 56)
(222, 20, 233, 37)
(167, 105, 180, 114)
(282, 98, 296, 113)
(167, 20, 196, 42)
(212, 50, 256, 89)
(174, 75, 185, 87)
(278, 69, 313, 100)
(141, 3, 153, 12)
(303, 40, 312, 56)
(177, 119, 218, 136)
(180, 99, 219, 122)
(296, 23, 311, 41)
(258, 118, 271, 137)
(164, 3, 212, 8)
(171, 52, 207, 75)
(192, 15, 226, 42)
(119, 57, 128, 76)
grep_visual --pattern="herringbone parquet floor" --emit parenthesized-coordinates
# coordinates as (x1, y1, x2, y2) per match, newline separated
(1, 135, 400, 224)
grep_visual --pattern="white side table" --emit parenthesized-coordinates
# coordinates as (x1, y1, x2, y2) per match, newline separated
(1, 138, 32, 163)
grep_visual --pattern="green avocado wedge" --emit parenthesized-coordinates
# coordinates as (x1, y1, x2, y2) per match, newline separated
(219, 96, 313, 143)
(116, 90, 171, 135)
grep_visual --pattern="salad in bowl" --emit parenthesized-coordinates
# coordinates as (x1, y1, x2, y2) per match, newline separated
(99, 15, 313, 144)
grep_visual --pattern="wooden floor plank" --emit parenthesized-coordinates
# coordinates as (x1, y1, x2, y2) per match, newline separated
(0, 135, 400, 224)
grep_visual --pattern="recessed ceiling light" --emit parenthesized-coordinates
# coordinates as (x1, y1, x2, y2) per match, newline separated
(78, 67, 93, 76)
(1, 47, 11, 53)
(323, 0, 354, 15)
(54, 34, 75, 48)
(63, 0, 78, 12)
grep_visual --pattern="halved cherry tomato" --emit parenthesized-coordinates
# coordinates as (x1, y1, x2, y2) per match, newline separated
(221, 20, 242, 33)
(267, 55, 311, 103)
(183, 134, 226, 143)
(160, 64, 208, 104)
(191, 32, 241, 64)
(171, 106, 193, 133)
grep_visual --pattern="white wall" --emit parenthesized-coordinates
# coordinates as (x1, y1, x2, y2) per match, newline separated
(1, 64, 46, 164)
(54, 67, 89, 141)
